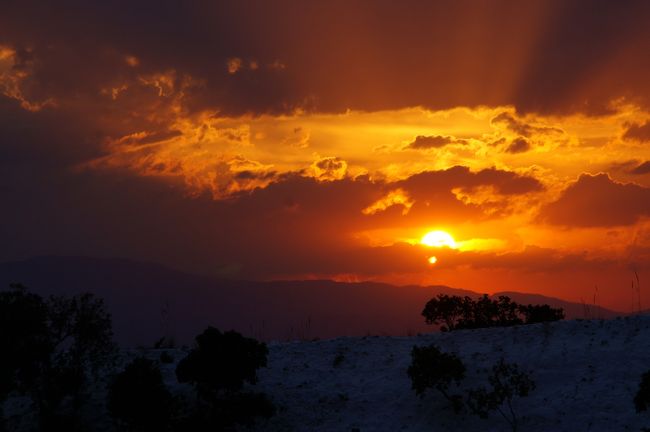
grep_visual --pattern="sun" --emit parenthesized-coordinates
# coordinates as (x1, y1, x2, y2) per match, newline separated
(421, 230, 457, 248)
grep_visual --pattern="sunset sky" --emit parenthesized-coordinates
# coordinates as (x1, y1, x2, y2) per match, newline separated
(3, 1, 650, 311)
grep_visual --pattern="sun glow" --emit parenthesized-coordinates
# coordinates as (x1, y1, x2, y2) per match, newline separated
(428, 256, 438, 264)
(421, 230, 457, 248)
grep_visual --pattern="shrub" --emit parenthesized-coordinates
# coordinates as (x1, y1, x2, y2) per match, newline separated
(407, 344, 465, 412)
(422, 294, 563, 331)
(635, 371, 650, 412)
(467, 359, 535, 432)
(108, 357, 174, 431)
(176, 327, 273, 429)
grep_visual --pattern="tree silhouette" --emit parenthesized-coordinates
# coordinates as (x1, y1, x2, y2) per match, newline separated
(422, 294, 563, 331)
(467, 359, 535, 432)
(407, 344, 466, 412)
(108, 357, 174, 431)
(0, 284, 51, 431)
(176, 327, 273, 429)
(0, 284, 116, 431)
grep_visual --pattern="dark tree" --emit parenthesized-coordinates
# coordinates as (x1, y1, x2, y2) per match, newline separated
(176, 327, 273, 430)
(422, 294, 563, 331)
(108, 357, 174, 431)
(467, 359, 535, 432)
(421, 294, 466, 331)
(34, 293, 116, 430)
(518, 304, 564, 324)
(0, 285, 116, 431)
(0, 284, 51, 431)
(407, 344, 466, 412)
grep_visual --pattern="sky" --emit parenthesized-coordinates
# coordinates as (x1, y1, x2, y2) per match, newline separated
(2, 0, 650, 311)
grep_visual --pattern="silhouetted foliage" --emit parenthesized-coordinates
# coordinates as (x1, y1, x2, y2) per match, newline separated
(176, 327, 273, 430)
(35, 292, 116, 430)
(0, 284, 116, 431)
(108, 357, 174, 431)
(422, 294, 563, 331)
(421, 294, 465, 331)
(154, 336, 175, 349)
(407, 344, 465, 412)
(518, 304, 565, 324)
(0, 284, 51, 430)
(159, 350, 174, 364)
(635, 371, 650, 413)
(467, 359, 536, 432)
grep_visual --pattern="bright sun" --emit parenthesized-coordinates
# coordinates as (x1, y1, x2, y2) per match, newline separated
(421, 230, 457, 248)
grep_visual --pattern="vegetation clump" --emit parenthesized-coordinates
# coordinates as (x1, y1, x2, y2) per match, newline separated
(175, 326, 274, 429)
(408, 345, 535, 432)
(407, 344, 465, 412)
(108, 357, 174, 431)
(0, 284, 116, 430)
(422, 294, 564, 331)
(467, 359, 536, 432)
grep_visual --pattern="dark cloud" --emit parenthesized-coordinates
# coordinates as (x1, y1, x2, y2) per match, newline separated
(2, 1, 650, 116)
(539, 173, 650, 227)
(373, 166, 545, 225)
(630, 161, 650, 175)
(505, 137, 531, 153)
(309, 156, 348, 181)
(491, 112, 563, 137)
(398, 166, 542, 196)
(405, 135, 468, 150)
(623, 121, 650, 142)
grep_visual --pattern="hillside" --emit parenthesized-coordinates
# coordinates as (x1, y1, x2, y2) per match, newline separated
(249, 315, 650, 431)
(6, 315, 650, 431)
(0, 256, 622, 346)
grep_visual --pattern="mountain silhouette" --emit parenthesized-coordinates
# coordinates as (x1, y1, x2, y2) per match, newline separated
(0, 256, 623, 346)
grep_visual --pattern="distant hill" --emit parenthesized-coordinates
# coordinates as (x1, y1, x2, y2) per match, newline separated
(0, 256, 624, 346)
(494, 291, 621, 320)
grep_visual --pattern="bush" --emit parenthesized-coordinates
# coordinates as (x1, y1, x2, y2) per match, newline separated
(422, 294, 563, 331)
(176, 327, 273, 429)
(407, 344, 465, 412)
(108, 357, 174, 431)
(467, 359, 535, 432)
(635, 371, 650, 412)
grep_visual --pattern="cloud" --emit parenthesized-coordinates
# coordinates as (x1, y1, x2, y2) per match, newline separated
(405, 135, 468, 149)
(505, 137, 531, 153)
(2, 1, 650, 116)
(383, 166, 545, 224)
(623, 121, 650, 142)
(630, 161, 650, 175)
(308, 156, 348, 181)
(362, 189, 414, 216)
(491, 112, 563, 137)
(539, 173, 650, 226)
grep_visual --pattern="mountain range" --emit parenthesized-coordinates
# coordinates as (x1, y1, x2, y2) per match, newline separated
(0, 256, 622, 346)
